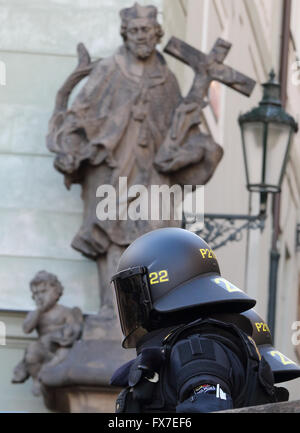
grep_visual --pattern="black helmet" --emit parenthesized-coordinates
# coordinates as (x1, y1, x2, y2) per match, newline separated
(213, 309, 300, 383)
(111, 228, 256, 348)
(242, 309, 300, 383)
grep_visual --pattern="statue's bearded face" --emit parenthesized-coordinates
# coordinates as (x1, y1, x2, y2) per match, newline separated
(125, 18, 159, 59)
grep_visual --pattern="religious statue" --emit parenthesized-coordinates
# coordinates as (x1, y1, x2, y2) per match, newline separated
(27, 3, 258, 399)
(46, 2, 255, 321)
(12, 271, 83, 396)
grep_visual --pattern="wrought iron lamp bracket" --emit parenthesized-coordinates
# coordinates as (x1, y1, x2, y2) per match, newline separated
(194, 212, 266, 250)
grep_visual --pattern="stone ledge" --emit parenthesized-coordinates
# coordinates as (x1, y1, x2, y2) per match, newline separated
(218, 399, 300, 413)
(42, 386, 300, 413)
(42, 385, 121, 413)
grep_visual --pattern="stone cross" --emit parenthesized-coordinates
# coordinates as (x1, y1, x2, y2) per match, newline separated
(164, 36, 256, 104)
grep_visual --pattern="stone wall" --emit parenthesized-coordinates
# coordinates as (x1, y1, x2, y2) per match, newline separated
(163, 0, 300, 402)
(0, 0, 162, 412)
(0, 0, 300, 412)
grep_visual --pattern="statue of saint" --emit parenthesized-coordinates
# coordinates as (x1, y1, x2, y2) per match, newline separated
(47, 2, 254, 322)
(37, 3, 255, 392)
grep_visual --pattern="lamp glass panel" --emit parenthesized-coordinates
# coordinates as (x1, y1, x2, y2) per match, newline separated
(242, 122, 264, 189)
(265, 123, 291, 189)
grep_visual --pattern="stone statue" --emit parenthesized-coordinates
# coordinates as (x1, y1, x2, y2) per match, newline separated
(46, 2, 256, 321)
(39, 3, 256, 396)
(12, 271, 83, 396)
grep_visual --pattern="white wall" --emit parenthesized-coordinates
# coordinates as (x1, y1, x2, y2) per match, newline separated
(0, 0, 162, 412)
(163, 0, 300, 401)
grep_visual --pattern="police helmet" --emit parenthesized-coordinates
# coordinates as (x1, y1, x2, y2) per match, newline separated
(111, 228, 256, 348)
(242, 309, 300, 383)
(214, 309, 300, 383)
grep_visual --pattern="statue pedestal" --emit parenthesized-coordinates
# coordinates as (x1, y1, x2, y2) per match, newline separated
(43, 385, 121, 413)
(39, 313, 134, 412)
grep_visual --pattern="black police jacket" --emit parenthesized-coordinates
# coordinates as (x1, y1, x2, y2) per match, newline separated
(110, 318, 288, 413)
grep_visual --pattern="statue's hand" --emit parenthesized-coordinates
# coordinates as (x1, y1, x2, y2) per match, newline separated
(171, 102, 200, 140)
(155, 143, 205, 173)
(50, 323, 81, 347)
(54, 153, 77, 175)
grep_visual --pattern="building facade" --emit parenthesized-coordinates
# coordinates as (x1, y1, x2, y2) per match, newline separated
(0, 0, 299, 411)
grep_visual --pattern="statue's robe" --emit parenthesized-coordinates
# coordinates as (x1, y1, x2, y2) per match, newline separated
(53, 46, 223, 259)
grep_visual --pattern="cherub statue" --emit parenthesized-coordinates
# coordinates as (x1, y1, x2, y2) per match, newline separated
(12, 271, 83, 396)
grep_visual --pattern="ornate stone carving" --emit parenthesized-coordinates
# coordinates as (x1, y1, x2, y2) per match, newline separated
(12, 271, 83, 396)
(40, 3, 256, 397)
(45, 2, 253, 319)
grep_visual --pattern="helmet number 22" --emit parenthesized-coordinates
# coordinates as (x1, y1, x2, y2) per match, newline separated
(149, 270, 169, 285)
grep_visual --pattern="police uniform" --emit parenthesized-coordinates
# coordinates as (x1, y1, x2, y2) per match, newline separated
(110, 228, 300, 413)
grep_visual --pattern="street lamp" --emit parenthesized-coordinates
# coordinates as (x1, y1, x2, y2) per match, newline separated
(197, 70, 298, 251)
(238, 70, 298, 337)
(239, 69, 298, 196)
(194, 70, 298, 337)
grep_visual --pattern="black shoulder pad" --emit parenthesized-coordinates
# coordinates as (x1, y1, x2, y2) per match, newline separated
(170, 335, 234, 402)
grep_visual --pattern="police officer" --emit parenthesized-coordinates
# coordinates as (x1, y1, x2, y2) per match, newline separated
(110, 228, 288, 413)
(216, 308, 300, 392)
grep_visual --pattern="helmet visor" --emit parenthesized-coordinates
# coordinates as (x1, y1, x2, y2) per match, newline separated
(112, 266, 153, 348)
